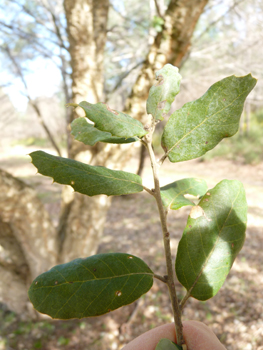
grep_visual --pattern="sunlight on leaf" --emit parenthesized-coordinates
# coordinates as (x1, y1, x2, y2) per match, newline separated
(162, 74, 257, 162)
(161, 178, 207, 210)
(175, 180, 247, 300)
(147, 64, 182, 121)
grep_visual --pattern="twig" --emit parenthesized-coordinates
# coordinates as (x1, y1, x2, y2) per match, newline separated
(3, 44, 62, 157)
(180, 291, 191, 310)
(144, 127, 184, 346)
(153, 0, 163, 18)
(153, 274, 168, 283)
(143, 185, 155, 195)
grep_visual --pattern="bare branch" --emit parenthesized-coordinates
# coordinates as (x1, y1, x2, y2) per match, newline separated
(193, 0, 246, 44)
(153, 0, 163, 18)
(2, 44, 62, 157)
(106, 60, 144, 99)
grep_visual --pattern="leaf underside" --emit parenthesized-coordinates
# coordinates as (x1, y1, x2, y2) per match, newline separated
(78, 101, 147, 139)
(146, 64, 182, 121)
(162, 74, 257, 162)
(161, 178, 207, 210)
(28, 253, 154, 319)
(175, 179, 247, 301)
(155, 338, 183, 350)
(30, 151, 143, 196)
(71, 117, 138, 146)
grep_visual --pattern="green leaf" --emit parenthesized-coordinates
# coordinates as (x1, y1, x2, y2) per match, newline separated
(147, 64, 182, 121)
(155, 339, 183, 350)
(162, 74, 257, 162)
(71, 117, 138, 146)
(28, 253, 154, 319)
(152, 15, 165, 32)
(75, 101, 147, 139)
(161, 178, 207, 210)
(30, 151, 143, 196)
(175, 180, 247, 301)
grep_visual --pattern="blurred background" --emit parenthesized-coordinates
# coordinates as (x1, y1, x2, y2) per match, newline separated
(0, 0, 263, 349)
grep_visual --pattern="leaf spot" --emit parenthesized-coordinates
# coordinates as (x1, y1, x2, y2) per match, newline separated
(106, 104, 118, 115)
(93, 268, 97, 272)
(116, 291, 122, 297)
(157, 100, 166, 109)
(35, 281, 38, 285)
(205, 198, 209, 202)
(68, 281, 73, 284)
(205, 141, 208, 144)
(156, 74, 164, 86)
(71, 180, 75, 185)
(223, 98, 226, 101)
(207, 192, 211, 196)
(189, 225, 192, 228)
(54, 281, 58, 285)
(128, 256, 133, 259)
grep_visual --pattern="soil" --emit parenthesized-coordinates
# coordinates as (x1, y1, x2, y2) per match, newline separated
(1, 148, 263, 350)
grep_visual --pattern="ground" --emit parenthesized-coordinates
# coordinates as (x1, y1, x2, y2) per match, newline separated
(1, 146, 263, 350)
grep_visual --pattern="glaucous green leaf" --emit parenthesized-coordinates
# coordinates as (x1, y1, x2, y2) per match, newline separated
(175, 180, 247, 301)
(28, 253, 153, 319)
(30, 151, 143, 196)
(147, 64, 182, 121)
(161, 178, 207, 210)
(71, 117, 138, 146)
(162, 74, 257, 162)
(74, 101, 147, 139)
(155, 339, 183, 350)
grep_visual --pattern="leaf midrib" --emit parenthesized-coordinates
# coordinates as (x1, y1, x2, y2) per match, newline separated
(166, 87, 246, 156)
(33, 271, 154, 289)
(186, 184, 242, 296)
(162, 183, 200, 208)
(33, 152, 143, 188)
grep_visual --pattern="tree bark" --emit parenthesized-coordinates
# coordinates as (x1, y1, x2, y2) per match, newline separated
(0, 169, 57, 316)
(60, 0, 114, 263)
(125, 0, 209, 121)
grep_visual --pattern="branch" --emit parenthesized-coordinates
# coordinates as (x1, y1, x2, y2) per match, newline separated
(154, 274, 168, 283)
(105, 60, 145, 100)
(144, 125, 184, 346)
(193, 0, 246, 44)
(153, 0, 163, 19)
(109, 3, 148, 30)
(3, 45, 62, 157)
(0, 21, 62, 61)
(9, 0, 58, 38)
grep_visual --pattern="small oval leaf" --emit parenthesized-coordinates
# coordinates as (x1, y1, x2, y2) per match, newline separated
(28, 253, 154, 319)
(147, 64, 182, 121)
(155, 338, 183, 350)
(30, 151, 143, 196)
(175, 180, 247, 300)
(161, 178, 207, 210)
(77, 101, 147, 139)
(162, 74, 257, 162)
(71, 117, 138, 146)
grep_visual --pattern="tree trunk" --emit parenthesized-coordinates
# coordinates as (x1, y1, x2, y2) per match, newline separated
(125, 0, 209, 120)
(60, 0, 116, 263)
(0, 169, 57, 317)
